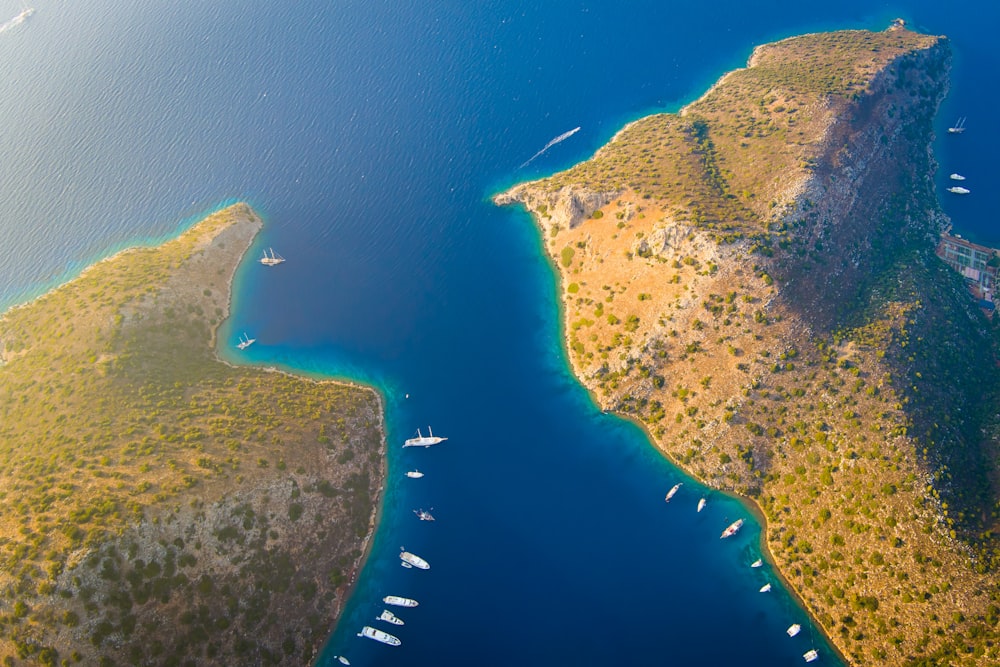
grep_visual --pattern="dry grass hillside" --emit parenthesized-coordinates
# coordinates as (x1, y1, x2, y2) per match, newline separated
(0, 204, 384, 666)
(498, 27, 1000, 666)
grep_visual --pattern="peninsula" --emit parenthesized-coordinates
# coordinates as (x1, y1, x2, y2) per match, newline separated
(498, 27, 1000, 665)
(0, 204, 385, 665)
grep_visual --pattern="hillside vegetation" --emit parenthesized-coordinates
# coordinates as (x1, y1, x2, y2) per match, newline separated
(498, 27, 1000, 666)
(0, 204, 384, 666)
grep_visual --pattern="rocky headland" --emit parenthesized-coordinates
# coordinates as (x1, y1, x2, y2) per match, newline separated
(498, 27, 1000, 665)
(0, 204, 384, 665)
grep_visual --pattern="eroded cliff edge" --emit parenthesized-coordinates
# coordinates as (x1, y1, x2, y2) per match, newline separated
(498, 28, 1000, 665)
(0, 204, 385, 665)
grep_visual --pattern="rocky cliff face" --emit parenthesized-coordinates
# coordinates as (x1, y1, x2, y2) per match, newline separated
(498, 28, 1000, 665)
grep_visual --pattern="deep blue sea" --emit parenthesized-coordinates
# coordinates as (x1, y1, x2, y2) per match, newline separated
(2, 1, 998, 664)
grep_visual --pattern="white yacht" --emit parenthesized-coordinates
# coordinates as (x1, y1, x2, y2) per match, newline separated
(664, 483, 682, 502)
(803, 649, 819, 662)
(787, 624, 802, 637)
(357, 626, 401, 646)
(259, 248, 285, 266)
(947, 117, 966, 134)
(236, 333, 255, 350)
(414, 508, 435, 521)
(403, 426, 447, 448)
(400, 549, 430, 569)
(378, 609, 404, 626)
(405, 470, 425, 479)
(759, 583, 772, 593)
(947, 186, 970, 194)
(720, 519, 744, 539)
(949, 173, 966, 181)
(383, 595, 418, 607)
(697, 498, 706, 512)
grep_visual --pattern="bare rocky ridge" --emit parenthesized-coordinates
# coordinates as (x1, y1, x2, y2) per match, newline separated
(498, 27, 1000, 665)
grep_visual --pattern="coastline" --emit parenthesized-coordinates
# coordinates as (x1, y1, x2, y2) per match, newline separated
(0, 202, 390, 664)
(493, 27, 985, 665)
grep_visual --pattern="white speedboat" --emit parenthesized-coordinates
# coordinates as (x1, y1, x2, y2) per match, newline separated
(400, 561, 412, 568)
(400, 549, 430, 569)
(403, 426, 447, 448)
(664, 483, 682, 502)
(383, 595, 418, 607)
(947, 186, 970, 194)
(720, 519, 744, 538)
(751, 559, 763, 568)
(949, 173, 966, 180)
(803, 649, 819, 662)
(259, 247, 285, 266)
(787, 624, 802, 637)
(697, 498, 706, 513)
(414, 508, 435, 521)
(378, 609, 404, 626)
(358, 625, 401, 646)
(759, 583, 772, 593)
(236, 332, 255, 350)
(405, 470, 424, 479)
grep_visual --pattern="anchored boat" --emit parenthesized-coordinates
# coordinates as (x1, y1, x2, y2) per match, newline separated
(697, 498, 706, 512)
(787, 624, 802, 637)
(947, 186, 970, 194)
(357, 625, 401, 646)
(720, 519, 744, 539)
(803, 649, 819, 662)
(405, 470, 424, 479)
(664, 483, 682, 502)
(378, 609, 404, 625)
(236, 332, 255, 350)
(259, 247, 285, 266)
(383, 595, 418, 607)
(403, 426, 447, 448)
(399, 549, 430, 569)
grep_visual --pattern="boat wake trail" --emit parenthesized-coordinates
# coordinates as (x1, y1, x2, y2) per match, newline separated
(519, 126, 581, 168)
(0, 7, 34, 35)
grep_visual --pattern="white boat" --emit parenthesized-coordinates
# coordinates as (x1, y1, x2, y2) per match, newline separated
(403, 426, 447, 448)
(335, 657, 350, 665)
(697, 498, 706, 513)
(378, 609, 404, 626)
(949, 173, 966, 180)
(400, 561, 412, 569)
(947, 117, 966, 134)
(720, 519, 744, 539)
(759, 583, 772, 593)
(0, 7, 34, 34)
(357, 625, 401, 646)
(405, 470, 425, 479)
(259, 247, 285, 266)
(400, 549, 430, 569)
(947, 186, 970, 194)
(751, 559, 763, 568)
(383, 595, 419, 607)
(803, 649, 819, 662)
(787, 624, 802, 637)
(414, 508, 435, 521)
(664, 483, 682, 502)
(236, 332, 255, 350)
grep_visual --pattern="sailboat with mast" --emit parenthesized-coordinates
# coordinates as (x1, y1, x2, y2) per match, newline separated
(259, 248, 285, 266)
(403, 426, 447, 448)
(236, 333, 255, 350)
(947, 117, 966, 134)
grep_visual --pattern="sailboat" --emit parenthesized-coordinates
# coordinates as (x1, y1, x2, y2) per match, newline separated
(259, 248, 285, 266)
(697, 498, 706, 512)
(403, 426, 447, 448)
(947, 117, 966, 134)
(236, 332, 255, 350)
(664, 483, 682, 502)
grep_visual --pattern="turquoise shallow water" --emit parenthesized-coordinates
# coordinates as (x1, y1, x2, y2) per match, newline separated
(2, 1, 999, 664)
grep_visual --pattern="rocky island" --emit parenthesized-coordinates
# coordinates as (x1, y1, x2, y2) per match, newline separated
(0, 204, 384, 665)
(498, 27, 1000, 665)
